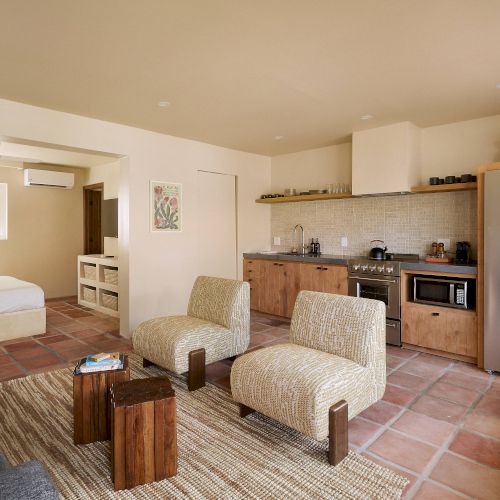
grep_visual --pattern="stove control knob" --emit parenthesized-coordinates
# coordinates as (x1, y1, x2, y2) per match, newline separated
(369, 265, 377, 272)
(361, 264, 368, 271)
(386, 266, 394, 274)
(377, 265, 385, 273)
(352, 264, 360, 271)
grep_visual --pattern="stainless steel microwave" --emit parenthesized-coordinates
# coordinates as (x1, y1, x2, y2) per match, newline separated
(413, 276, 475, 309)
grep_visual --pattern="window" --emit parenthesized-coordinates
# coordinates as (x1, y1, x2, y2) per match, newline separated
(0, 183, 7, 240)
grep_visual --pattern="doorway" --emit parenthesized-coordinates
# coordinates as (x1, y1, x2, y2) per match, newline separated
(196, 171, 237, 279)
(83, 183, 103, 254)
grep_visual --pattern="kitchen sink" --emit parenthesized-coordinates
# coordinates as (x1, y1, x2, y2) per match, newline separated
(278, 252, 307, 256)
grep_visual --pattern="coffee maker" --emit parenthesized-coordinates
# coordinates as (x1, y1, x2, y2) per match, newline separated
(455, 241, 471, 264)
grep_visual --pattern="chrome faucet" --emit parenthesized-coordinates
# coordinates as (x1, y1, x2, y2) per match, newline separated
(292, 224, 305, 255)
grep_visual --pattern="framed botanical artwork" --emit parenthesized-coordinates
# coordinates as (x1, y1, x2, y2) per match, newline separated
(151, 181, 182, 232)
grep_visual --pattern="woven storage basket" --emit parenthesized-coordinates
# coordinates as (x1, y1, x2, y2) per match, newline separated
(83, 264, 96, 281)
(102, 293, 118, 311)
(103, 268, 118, 286)
(82, 287, 96, 303)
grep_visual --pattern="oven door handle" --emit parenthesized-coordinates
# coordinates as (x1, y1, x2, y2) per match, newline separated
(348, 276, 398, 284)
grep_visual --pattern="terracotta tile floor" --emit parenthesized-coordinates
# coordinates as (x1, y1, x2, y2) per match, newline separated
(1, 303, 499, 499)
(0, 297, 130, 379)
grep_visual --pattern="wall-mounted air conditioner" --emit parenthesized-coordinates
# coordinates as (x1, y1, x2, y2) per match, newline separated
(23, 169, 74, 189)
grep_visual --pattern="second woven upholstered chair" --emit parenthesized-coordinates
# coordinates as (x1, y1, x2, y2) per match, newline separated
(133, 276, 250, 391)
(231, 291, 386, 465)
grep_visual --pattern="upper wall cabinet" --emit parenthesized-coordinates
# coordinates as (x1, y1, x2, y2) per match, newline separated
(352, 122, 421, 195)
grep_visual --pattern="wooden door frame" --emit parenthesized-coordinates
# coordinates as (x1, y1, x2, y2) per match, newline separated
(83, 183, 104, 255)
(477, 162, 500, 368)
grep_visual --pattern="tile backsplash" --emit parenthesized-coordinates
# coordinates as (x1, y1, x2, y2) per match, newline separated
(271, 191, 477, 258)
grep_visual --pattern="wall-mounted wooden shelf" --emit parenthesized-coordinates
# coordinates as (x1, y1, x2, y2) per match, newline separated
(256, 182, 477, 203)
(410, 182, 477, 194)
(255, 192, 353, 204)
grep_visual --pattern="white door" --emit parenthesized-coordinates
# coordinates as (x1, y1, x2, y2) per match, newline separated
(196, 171, 237, 279)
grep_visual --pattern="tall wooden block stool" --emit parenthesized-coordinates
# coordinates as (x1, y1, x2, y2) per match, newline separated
(73, 356, 130, 445)
(110, 376, 177, 491)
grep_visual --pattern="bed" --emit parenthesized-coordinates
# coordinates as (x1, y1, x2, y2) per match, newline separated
(0, 276, 46, 341)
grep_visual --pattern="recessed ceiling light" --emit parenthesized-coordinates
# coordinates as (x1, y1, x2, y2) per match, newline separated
(158, 101, 171, 108)
(360, 114, 374, 121)
(274, 135, 284, 141)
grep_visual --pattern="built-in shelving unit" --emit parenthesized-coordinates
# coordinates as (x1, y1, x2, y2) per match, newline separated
(78, 254, 119, 318)
(255, 192, 353, 204)
(410, 182, 477, 194)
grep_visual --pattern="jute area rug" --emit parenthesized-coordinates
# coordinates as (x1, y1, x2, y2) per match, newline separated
(0, 355, 408, 499)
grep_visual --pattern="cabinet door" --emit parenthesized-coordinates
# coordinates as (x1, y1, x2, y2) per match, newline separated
(444, 310, 477, 357)
(299, 263, 324, 292)
(259, 260, 281, 315)
(243, 259, 261, 310)
(321, 265, 348, 295)
(401, 303, 419, 345)
(281, 262, 301, 317)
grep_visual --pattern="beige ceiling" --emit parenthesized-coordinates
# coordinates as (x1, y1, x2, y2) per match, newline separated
(1, 0, 499, 156)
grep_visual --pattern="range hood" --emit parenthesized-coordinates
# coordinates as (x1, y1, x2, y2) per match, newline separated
(352, 122, 421, 196)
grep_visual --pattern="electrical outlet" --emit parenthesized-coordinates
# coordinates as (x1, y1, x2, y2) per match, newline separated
(273, 236, 281, 246)
(341, 236, 348, 248)
(437, 238, 450, 251)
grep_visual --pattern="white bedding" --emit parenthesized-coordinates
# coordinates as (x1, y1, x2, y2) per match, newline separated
(0, 276, 45, 314)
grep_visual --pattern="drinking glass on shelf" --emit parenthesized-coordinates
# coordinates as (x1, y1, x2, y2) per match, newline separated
(327, 184, 334, 194)
(335, 183, 341, 193)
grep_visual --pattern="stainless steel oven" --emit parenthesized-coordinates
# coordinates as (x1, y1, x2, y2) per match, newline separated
(348, 260, 402, 346)
(348, 274, 400, 319)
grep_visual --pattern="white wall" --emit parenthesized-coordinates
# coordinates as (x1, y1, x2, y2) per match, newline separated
(271, 143, 351, 193)
(271, 114, 500, 191)
(0, 99, 271, 335)
(0, 161, 84, 298)
(84, 161, 120, 199)
(420, 114, 500, 181)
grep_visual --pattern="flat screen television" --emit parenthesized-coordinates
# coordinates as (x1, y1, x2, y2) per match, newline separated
(102, 198, 118, 238)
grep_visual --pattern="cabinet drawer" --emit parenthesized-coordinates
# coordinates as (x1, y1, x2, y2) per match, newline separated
(402, 302, 477, 357)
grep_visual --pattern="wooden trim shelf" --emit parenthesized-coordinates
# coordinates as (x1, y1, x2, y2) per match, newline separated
(410, 182, 477, 194)
(256, 192, 353, 204)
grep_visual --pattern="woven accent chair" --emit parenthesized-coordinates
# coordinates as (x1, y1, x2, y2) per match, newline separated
(133, 276, 250, 391)
(231, 291, 386, 465)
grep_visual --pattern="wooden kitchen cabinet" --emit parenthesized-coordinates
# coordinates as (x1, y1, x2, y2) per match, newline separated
(243, 259, 262, 310)
(299, 263, 348, 295)
(402, 302, 477, 360)
(243, 258, 347, 318)
(258, 260, 300, 317)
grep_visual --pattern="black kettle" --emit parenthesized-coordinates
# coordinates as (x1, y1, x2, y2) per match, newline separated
(369, 240, 388, 260)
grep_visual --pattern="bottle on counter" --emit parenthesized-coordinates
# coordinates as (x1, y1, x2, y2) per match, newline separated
(309, 238, 315, 254)
(315, 238, 321, 255)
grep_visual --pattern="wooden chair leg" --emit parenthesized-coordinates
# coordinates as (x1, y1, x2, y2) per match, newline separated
(143, 358, 155, 368)
(239, 404, 255, 418)
(328, 400, 348, 466)
(188, 348, 206, 391)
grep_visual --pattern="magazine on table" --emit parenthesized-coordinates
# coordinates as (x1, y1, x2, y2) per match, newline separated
(74, 353, 125, 375)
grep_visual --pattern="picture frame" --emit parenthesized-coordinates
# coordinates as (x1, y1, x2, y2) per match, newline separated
(150, 181, 182, 232)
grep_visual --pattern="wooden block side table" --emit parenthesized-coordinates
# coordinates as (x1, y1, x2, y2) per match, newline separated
(110, 376, 177, 491)
(73, 356, 130, 445)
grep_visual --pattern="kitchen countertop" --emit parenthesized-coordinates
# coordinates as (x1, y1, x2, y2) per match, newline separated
(243, 253, 477, 275)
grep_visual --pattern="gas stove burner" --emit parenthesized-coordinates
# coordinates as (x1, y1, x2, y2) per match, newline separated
(366, 253, 419, 262)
